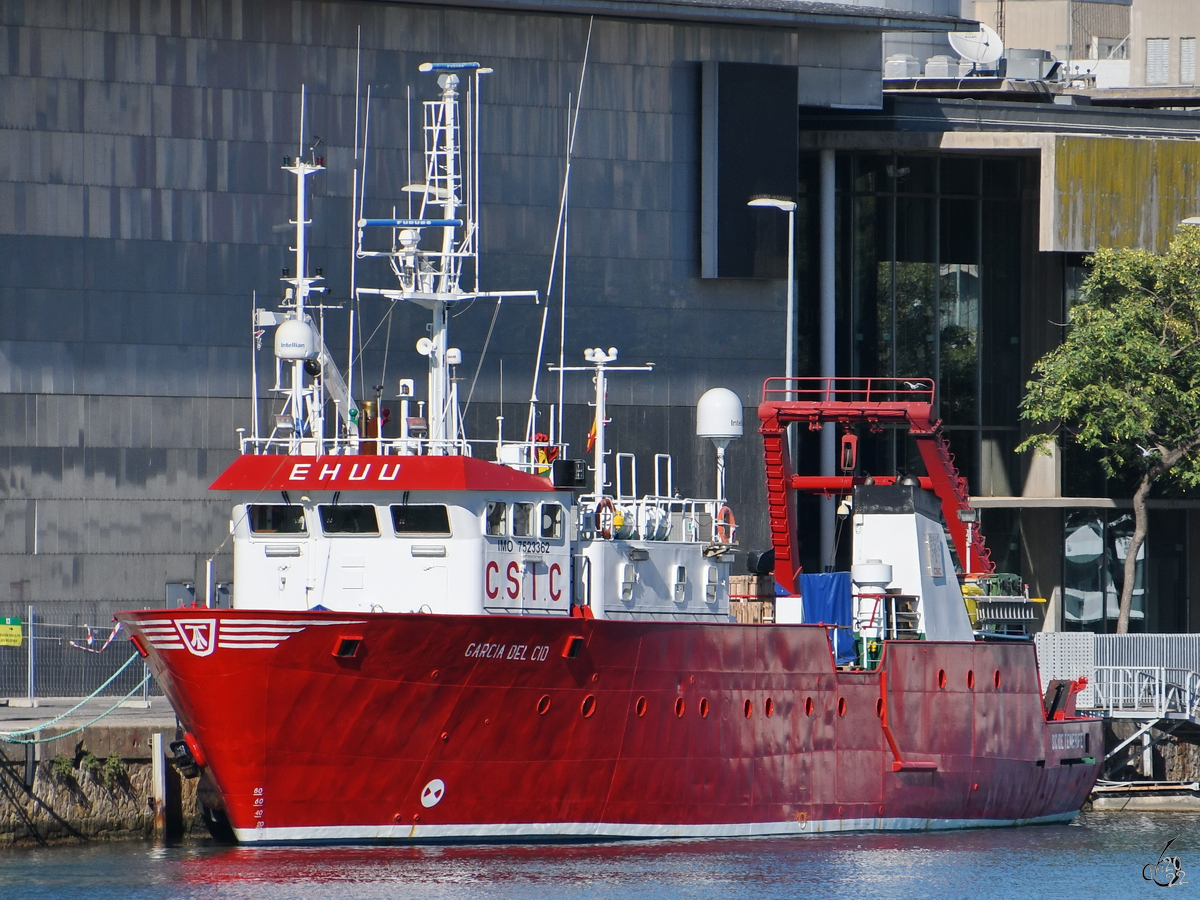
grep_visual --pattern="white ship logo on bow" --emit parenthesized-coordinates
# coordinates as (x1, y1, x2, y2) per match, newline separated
(175, 619, 217, 656)
(138, 617, 368, 653)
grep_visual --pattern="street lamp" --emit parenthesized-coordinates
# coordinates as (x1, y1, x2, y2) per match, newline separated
(748, 197, 798, 388)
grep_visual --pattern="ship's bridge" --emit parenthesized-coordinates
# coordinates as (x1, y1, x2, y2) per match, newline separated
(220, 454, 570, 616)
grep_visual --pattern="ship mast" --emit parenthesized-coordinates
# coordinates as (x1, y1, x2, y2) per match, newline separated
(282, 93, 326, 451)
(354, 62, 539, 457)
(357, 64, 485, 453)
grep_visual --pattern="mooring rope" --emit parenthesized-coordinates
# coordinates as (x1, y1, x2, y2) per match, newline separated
(0, 653, 149, 744)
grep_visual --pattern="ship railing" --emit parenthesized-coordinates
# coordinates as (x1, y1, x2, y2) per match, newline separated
(762, 376, 935, 406)
(577, 495, 736, 545)
(238, 434, 568, 468)
(1091, 666, 1200, 720)
(854, 592, 922, 662)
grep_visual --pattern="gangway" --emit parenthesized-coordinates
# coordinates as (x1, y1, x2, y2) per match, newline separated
(1088, 665, 1200, 776)
(1092, 666, 1200, 722)
(758, 377, 993, 592)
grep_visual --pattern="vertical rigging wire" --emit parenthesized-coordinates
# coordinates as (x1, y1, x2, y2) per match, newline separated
(526, 16, 594, 444)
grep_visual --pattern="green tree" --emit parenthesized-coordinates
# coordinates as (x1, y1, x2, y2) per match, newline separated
(1019, 228, 1200, 633)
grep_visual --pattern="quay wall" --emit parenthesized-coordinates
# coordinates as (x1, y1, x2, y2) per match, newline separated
(0, 724, 202, 847)
(1106, 719, 1200, 784)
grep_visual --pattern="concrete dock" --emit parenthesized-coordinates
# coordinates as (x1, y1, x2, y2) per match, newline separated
(0, 696, 202, 846)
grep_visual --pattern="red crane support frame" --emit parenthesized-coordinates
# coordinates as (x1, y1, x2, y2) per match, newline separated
(758, 376, 994, 594)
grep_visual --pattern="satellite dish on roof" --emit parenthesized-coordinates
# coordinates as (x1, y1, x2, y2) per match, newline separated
(948, 24, 1004, 66)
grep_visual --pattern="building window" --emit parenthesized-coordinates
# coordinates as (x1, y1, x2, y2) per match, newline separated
(1092, 37, 1127, 61)
(1146, 38, 1170, 85)
(1182, 38, 1196, 84)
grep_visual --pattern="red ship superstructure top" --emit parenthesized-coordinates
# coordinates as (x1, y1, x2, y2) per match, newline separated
(210, 454, 557, 494)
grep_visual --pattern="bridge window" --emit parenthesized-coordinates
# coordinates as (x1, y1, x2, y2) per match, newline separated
(485, 502, 507, 536)
(541, 503, 564, 539)
(318, 505, 379, 535)
(248, 505, 307, 535)
(390, 504, 451, 536)
(513, 502, 534, 537)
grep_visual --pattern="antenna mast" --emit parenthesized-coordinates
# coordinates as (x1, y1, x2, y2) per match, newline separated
(280, 85, 326, 451)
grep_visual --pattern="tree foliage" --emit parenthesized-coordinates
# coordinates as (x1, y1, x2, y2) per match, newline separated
(1020, 228, 1200, 632)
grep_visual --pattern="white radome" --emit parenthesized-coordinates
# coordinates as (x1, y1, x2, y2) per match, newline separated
(275, 317, 317, 360)
(696, 388, 744, 441)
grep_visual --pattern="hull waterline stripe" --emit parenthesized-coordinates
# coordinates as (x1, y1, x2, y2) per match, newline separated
(232, 811, 1080, 844)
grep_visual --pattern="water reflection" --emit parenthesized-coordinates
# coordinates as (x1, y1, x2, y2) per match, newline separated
(4, 812, 1197, 900)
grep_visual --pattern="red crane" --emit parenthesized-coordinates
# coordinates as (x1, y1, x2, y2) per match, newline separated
(758, 377, 994, 593)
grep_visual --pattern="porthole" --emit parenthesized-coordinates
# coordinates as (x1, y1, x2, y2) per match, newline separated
(804, 697, 814, 717)
(967, 670, 975, 690)
(837, 697, 847, 717)
(994, 669, 1002, 689)
(744, 699, 753, 718)
(876, 698, 884, 718)
(937, 669, 947, 689)
(635, 696, 647, 717)
(764, 698, 774, 718)
(675, 697, 686, 717)
(581, 694, 597, 718)
(699, 698, 710, 718)
(537, 694, 551, 715)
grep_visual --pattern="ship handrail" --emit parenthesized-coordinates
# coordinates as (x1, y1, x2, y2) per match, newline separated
(1091, 665, 1200, 720)
(576, 494, 736, 545)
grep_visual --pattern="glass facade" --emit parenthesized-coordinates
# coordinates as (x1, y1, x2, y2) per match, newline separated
(793, 152, 1024, 572)
(789, 150, 1191, 631)
(795, 152, 1022, 495)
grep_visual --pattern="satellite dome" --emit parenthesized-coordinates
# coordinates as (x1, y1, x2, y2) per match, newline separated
(275, 318, 318, 360)
(696, 388, 743, 441)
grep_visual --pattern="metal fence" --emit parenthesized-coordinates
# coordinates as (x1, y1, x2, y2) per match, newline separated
(1095, 634, 1200, 675)
(0, 601, 163, 700)
(1036, 632, 1200, 715)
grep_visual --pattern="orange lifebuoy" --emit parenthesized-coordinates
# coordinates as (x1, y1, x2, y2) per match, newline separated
(715, 505, 736, 543)
(594, 497, 616, 539)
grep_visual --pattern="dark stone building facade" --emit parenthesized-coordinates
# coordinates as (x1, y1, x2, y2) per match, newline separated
(0, 0, 958, 614)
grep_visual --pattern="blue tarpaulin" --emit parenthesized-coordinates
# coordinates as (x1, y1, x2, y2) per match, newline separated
(799, 572, 855, 664)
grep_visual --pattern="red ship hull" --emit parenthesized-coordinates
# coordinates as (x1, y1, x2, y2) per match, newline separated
(117, 608, 1101, 843)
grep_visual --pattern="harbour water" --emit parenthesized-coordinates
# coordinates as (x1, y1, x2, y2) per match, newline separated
(2, 811, 1194, 899)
